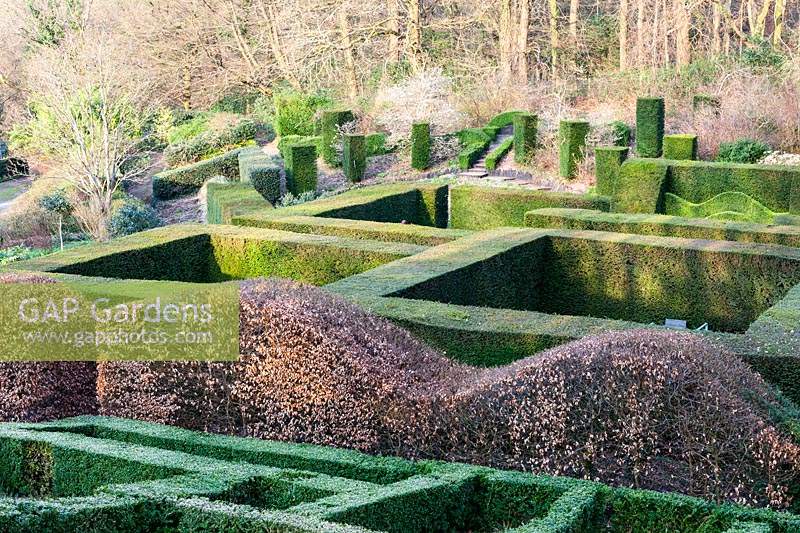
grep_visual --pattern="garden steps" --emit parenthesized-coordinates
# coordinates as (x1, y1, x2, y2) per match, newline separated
(465, 125, 514, 178)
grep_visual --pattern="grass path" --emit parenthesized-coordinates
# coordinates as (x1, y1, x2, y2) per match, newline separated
(0, 177, 32, 213)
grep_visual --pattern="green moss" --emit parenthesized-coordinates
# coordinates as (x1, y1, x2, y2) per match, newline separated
(558, 120, 590, 179)
(449, 185, 610, 230)
(410, 123, 430, 170)
(594, 146, 629, 197)
(320, 109, 355, 166)
(663, 134, 698, 160)
(513, 113, 538, 164)
(342, 134, 366, 183)
(635, 97, 665, 157)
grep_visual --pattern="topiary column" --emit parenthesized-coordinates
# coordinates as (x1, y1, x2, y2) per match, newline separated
(558, 120, 590, 179)
(285, 143, 317, 195)
(342, 134, 366, 183)
(594, 146, 629, 197)
(636, 97, 665, 157)
(663, 134, 697, 160)
(513, 113, 538, 164)
(411, 122, 431, 170)
(320, 109, 355, 167)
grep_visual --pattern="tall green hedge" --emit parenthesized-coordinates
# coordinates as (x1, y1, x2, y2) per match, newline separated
(152, 147, 242, 200)
(611, 159, 668, 213)
(320, 109, 355, 166)
(285, 143, 318, 195)
(663, 134, 697, 160)
(635, 97, 665, 157)
(594, 146, 629, 197)
(342, 134, 366, 183)
(558, 120, 590, 179)
(513, 113, 538, 164)
(410, 123, 431, 170)
(486, 110, 527, 128)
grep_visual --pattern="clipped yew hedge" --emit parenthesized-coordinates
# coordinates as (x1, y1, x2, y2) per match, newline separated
(449, 185, 610, 229)
(153, 147, 243, 199)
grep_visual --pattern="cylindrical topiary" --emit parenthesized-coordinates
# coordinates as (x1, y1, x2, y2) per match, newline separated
(636, 97, 665, 158)
(342, 134, 366, 183)
(285, 143, 317, 195)
(663, 134, 697, 160)
(513, 113, 538, 164)
(321, 109, 355, 167)
(558, 120, 590, 179)
(411, 122, 431, 170)
(594, 146, 629, 196)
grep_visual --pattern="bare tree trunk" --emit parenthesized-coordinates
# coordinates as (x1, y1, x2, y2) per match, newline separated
(516, 0, 529, 83)
(257, 1, 302, 90)
(548, 0, 559, 75)
(569, 0, 580, 39)
(406, 0, 423, 71)
(712, 2, 721, 53)
(337, 7, 359, 101)
(499, 0, 513, 81)
(636, 0, 645, 67)
(675, 0, 691, 67)
(619, 0, 628, 69)
(182, 62, 191, 111)
(773, 0, 786, 45)
(387, 0, 401, 63)
(754, 0, 772, 39)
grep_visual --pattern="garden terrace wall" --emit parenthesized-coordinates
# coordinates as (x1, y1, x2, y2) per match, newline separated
(0, 416, 797, 532)
(600, 158, 800, 217)
(525, 208, 800, 248)
(7, 224, 424, 286)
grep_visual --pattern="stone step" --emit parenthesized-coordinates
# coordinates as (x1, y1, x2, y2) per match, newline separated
(459, 170, 488, 178)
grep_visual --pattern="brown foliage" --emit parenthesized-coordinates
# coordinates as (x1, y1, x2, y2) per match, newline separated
(98, 278, 800, 509)
(0, 273, 98, 422)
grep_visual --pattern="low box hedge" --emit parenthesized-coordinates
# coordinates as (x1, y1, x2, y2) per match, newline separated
(153, 148, 243, 200)
(485, 137, 513, 171)
(524, 208, 800, 248)
(0, 416, 796, 532)
(206, 182, 271, 225)
(449, 185, 610, 230)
